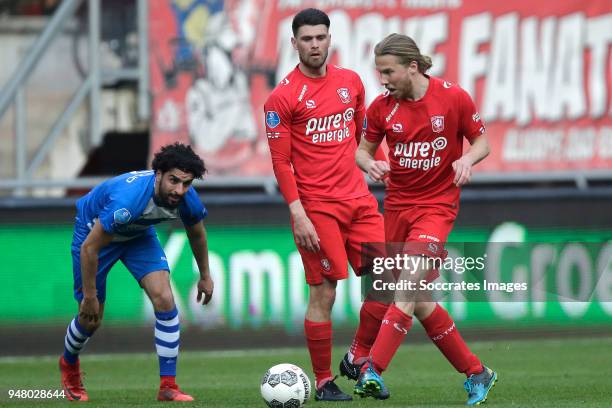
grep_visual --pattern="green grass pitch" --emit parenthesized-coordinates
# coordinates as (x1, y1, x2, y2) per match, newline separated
(1, 337, 611, 407)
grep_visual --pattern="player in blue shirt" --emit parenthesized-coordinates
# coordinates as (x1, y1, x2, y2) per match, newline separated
(58, 143, 214, 402)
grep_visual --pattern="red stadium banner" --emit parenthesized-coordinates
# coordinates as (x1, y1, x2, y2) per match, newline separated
(149, 0, 611, 177)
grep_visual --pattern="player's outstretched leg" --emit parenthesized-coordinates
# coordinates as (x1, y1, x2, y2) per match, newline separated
(353, 304, 413, 399)
(419, 304, 483, 375)
(354, 363, 390, 400)
(60, 316, 93, 401)
(339, 352, 363, 382)
(464, 366, 498, 405)
(155, 307, 193, 402)
(341, 299, 388, 381)
(417, 303, 495, 404)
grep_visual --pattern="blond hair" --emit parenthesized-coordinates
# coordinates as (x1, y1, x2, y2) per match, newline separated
(374, 33, 432, 74)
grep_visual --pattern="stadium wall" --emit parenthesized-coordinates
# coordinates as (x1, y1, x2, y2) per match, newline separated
(1, 194, 611, 332)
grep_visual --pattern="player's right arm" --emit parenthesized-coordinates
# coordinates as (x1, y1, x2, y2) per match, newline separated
(79, 221, 113, 322)
(288, 201, 320, 252)
(264, 92, 320, 252)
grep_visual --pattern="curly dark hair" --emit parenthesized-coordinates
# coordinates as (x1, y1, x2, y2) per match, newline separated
(292, 8, 330, 36)
(151, 142, 206, 179)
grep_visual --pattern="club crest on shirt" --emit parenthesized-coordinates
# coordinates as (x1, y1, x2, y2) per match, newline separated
(431, 115, 445, 133)
(321, 258, 331, 271)
(337, 88, 351, 104)
(266, 111, 281, 128)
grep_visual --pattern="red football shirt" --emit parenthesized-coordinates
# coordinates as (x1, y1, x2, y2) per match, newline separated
(264, 64, 371, 202)
(364, 76, 485, 209)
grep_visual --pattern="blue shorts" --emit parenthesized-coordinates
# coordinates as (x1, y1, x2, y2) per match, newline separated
(71, 223, 170, 302)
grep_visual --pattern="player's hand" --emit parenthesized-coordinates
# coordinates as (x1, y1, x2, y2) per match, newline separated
(79, 296, 100, 323)
(366, 160, 390, 185)
(452, 156, 473, 186)
(196, 276, 214, 305)
(293, 214, 320, 252)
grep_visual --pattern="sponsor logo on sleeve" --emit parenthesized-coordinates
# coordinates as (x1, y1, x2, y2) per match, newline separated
(113, 208, 131, 225)
(385, 102, 400, 122)
(298, 85, 308, 102)
(266, 111, 281, 129)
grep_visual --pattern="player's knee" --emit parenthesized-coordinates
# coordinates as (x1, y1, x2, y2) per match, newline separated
(414, 301, 436, 320)
(394, 301, 415, 316)
(316, 286, 336, 307)
(149, 290, 175, 311)
(324, 287, 336, 308)
(307, 294, 332, 317)
(319, 289, 336, 311)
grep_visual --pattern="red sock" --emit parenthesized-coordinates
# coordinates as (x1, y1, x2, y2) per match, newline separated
(350, 300, 388, 364)
(160, 375, 176, 388)
(304, 319, 333, 388)
(420, 304, 482, 377)
(368, 304, 413, 373)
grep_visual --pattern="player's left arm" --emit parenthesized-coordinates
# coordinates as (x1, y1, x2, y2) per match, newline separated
(357, 102, 390, 183)
(180, 188, 213, 305)
(452, 89, 491, 187)
(453, 134, 490, 186)
(357, 134, 390, 183)
(185, 220, 213, 305)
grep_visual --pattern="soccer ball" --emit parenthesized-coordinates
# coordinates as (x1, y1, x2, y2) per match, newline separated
(260, 363, 311, 408)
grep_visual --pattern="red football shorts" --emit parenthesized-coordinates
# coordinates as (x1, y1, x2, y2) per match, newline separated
(294, 194, 384, 285)
(384, 204, 458, 281)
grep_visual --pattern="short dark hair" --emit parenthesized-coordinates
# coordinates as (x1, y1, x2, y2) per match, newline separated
(152, 142, 206, 179)
(292, 8, 330, 36)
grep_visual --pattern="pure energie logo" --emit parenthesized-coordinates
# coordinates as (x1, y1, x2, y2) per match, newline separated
(394, 136, 448, 170)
